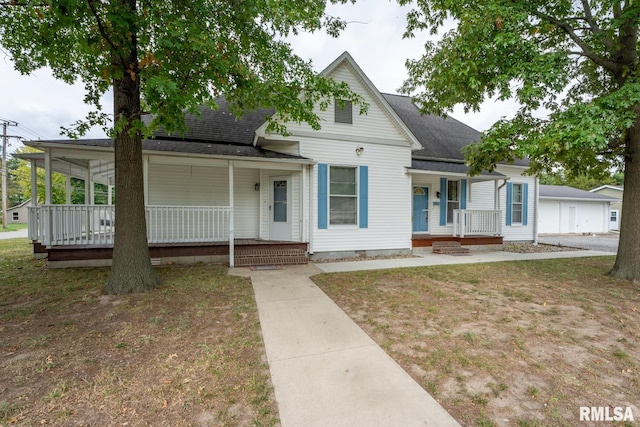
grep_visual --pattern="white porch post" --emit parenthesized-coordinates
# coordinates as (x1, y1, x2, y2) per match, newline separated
(30, 159, 38, 206)
(228, 160, 235, 268)
(84, 167, 91, 205)
(44, 149, 52, 205)
(107, 185, 113, 205)
(65, 175, 72, 205)
(143, 155, 149, 206)
(494, 179, 500, 211)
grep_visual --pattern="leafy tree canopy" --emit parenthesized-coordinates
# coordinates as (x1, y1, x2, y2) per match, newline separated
(400, 0, 639, 177)
(0, 0, 364, 139)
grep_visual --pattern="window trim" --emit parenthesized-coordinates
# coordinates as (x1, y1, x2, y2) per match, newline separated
(446, 180, 460, 224)
(334, 99, 353, 124)
(12, 212, 19, 221)
(511, 183, 524, 225)
(328, 165, 358, 226)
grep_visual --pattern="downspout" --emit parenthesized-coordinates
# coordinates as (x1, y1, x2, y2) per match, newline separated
(308, 164, 314, 255)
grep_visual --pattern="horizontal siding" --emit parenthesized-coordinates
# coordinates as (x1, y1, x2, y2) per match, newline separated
(495, 166, 536, 242)
(540, 200, 609, 234)
(275, 62, 409, 145)
(148, 163, 260, 239)
(307, 138, 413, 253)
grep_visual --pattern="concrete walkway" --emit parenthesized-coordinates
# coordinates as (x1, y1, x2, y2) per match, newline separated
(231, 249, 612, 426)
(0, 229, 28, 240)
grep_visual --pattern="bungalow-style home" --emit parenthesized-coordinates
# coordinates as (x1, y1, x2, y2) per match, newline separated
(538, 185, 619, 234)
(19, 52, 537, 267)
(3, 199, 30, 224)
(589, 185, 623, 231)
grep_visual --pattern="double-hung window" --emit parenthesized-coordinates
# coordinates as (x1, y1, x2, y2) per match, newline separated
(512, 183, 523, 224)
(329, 166, 357, 225)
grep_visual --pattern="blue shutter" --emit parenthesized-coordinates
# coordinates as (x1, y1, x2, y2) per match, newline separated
(359, 166, 368, 228)
(522, 183, 529, 226)
(461, 179, 467, 210)
(439, 177, 447, 226)
(318, 164, 328, 229)
(506, 182, 513, 226)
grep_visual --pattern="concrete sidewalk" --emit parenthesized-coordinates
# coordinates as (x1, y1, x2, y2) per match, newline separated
(0, 229, 28, 240)
(233, 249, 612, 426)
(233, 264, 460, 427)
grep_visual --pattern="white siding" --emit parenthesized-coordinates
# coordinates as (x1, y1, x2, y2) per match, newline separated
(270, 62, 410, 146)
(495, 165, 537, 242)
(148, 162, 260, 239)
(306, 138, 413, 253)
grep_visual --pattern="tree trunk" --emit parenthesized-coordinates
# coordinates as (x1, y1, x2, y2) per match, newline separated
(610, 111, 640, 282)
(104, 0, 160, 294)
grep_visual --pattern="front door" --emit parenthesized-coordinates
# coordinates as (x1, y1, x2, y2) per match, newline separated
(412, 186, 429, 232)
(269, 176, 292, 241)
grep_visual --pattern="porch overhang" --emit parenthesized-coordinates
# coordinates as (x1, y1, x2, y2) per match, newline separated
(407, 158, 505, 182)
(23, 138, 316, 166)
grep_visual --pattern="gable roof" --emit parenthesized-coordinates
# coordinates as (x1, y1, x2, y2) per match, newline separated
(540, 185, 619, 202)
(590, 185, 623, 193)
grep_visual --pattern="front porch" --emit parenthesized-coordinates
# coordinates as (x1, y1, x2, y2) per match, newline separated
(39, 239, 308, 268)
(412, 234, 503, 248)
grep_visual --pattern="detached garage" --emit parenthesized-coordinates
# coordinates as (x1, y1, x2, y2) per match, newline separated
(538, 185, 619, 234)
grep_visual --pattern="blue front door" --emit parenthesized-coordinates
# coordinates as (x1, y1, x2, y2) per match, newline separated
(412, 186, 429, 232)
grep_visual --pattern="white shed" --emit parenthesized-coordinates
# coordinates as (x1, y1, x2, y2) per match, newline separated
(538, 185, 619, 234)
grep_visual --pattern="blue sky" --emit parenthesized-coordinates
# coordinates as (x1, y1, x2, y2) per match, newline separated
(0, 1, 515, 151)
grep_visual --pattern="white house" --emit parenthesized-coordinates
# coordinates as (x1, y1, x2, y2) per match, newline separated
(538, 185, 619, 234)
(590, 185, 623, 231)
(19, 52, 537, 267)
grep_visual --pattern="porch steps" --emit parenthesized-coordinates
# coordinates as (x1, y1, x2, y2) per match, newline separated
(432, 241, 471, 255)
(234, 246, 308, 267)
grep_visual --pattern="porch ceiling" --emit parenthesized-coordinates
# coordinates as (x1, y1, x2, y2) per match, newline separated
(15, 152, 113, 185)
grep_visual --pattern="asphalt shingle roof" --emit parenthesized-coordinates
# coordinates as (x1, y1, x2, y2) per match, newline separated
(540, 185, 620, 201)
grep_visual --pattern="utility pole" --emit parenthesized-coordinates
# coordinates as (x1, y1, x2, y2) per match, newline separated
(1, 119, 18, 230)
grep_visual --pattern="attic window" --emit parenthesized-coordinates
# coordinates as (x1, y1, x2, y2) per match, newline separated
(335, 99, 353, 124)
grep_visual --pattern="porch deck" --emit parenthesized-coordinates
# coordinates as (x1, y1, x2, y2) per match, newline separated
(412, 234, 503, 248)
(39, 239, 309, 267)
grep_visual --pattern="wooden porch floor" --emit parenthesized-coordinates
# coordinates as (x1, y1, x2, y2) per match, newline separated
(412, 234, 503, 248)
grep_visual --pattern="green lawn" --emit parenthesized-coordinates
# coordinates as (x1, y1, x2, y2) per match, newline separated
(0, 238, 278, 426)
(0, 223, 28, 232)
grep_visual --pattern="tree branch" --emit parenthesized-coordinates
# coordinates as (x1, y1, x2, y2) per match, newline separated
(532, 9, 621, 75)
(86, 0, 126, 68)
(580, 0, 616, 52)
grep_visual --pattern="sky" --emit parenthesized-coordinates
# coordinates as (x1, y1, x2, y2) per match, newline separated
(0, 1, 515, 153)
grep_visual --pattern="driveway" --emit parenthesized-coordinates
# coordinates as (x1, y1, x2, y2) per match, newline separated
(0, 229, 28, 240)
(538, 233, 619, 253)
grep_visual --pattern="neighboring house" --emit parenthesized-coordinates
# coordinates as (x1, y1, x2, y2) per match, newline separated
(590, 185, 623, 231)
(4, 199, 30, 224)
(19, 52, 537, 267)
(538, 185, 619, 234)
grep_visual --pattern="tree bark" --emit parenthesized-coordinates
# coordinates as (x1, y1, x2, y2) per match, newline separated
(104, 0, 160, 294)
(610, 111, 640, 282)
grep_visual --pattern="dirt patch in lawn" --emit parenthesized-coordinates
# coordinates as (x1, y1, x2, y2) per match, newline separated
(0, 239, 278, 426)
(313, 257, 640, 427)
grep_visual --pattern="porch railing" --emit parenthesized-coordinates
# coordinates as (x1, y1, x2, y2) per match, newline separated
(28, 205, 232, 247)
(453, 209, 502, 238)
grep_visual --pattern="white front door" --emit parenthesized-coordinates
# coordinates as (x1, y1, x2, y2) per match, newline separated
(269, 176, 292, 241)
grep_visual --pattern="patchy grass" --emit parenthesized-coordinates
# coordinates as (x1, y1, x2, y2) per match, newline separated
(313, 257, 640, 426)
(0, 239, 278, 426)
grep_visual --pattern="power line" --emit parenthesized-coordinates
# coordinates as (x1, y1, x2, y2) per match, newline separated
(1, 119, 19, 229)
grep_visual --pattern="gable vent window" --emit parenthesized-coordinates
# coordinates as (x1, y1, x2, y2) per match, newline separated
(335, 99, 353, 124)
